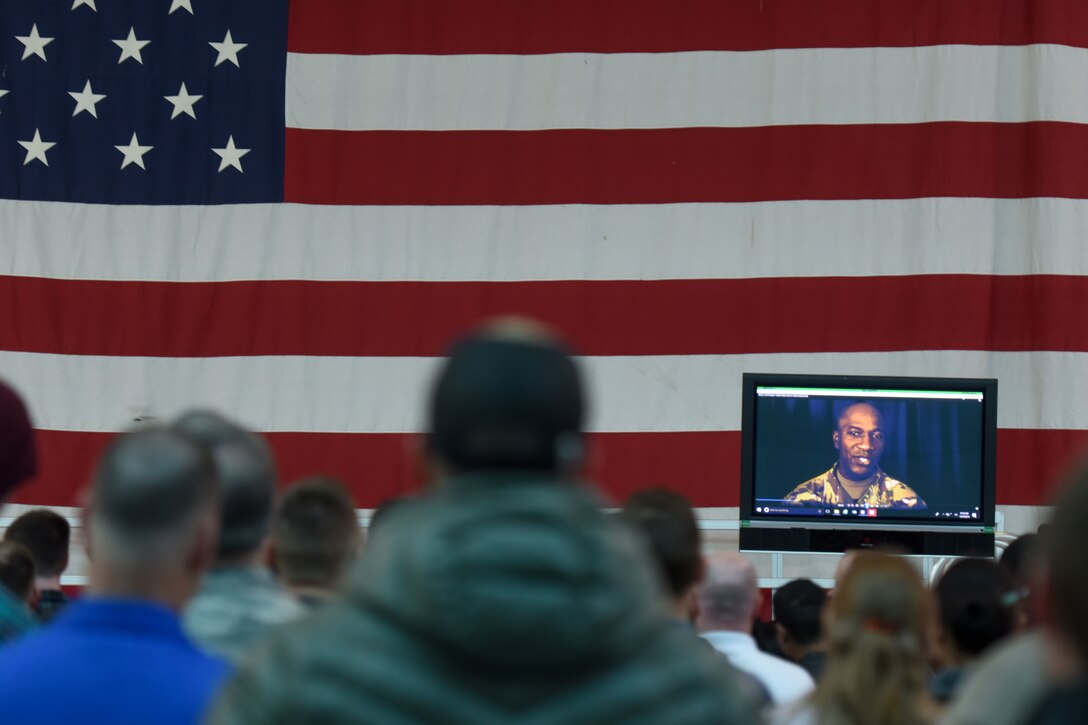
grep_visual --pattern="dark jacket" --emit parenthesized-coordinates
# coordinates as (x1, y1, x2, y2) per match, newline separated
(209, 473, 759, 724)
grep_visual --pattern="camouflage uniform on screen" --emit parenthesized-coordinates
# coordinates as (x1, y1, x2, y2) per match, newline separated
(783, 464, 927, 509)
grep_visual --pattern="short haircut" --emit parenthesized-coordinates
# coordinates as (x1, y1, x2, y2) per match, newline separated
(90, 427, 217, 567)
(172, 410, 277, 558)
(427, 320, 584, 472)
(0, 541, 35, 602)
(620, 488, 701, 598)
(5, 509, 71, 578)
(774, 579, 827, 646)
(999, 533, 1040, 585)
(935, 558, 1016, 657)
(273, 477, 359, 588)
(699, 553, 759, 628)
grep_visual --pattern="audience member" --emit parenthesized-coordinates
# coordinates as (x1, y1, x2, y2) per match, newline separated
(270, 477, 360, 608)
(930, 558, 1017, 704)
(699, 551, 815, 705)
(776, 552, 935, 725)
(0, 428, 228, 723)
(999, 532, 1040, 628)
(364, 495, 416, 543)
(209, 319, 759, 723)
(620, 488, 773, 707)
(1019, 461, 1088, 724)
(774, 578, 829, 681)
(0, 542, 36, 613)
(0, 380, 39, 642)
(619, 488, 705, 623)
(175, 411, 306, 663)
(5, 509, 71, 621)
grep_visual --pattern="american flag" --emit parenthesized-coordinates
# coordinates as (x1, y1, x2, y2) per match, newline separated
(1, 0, 1084, 529)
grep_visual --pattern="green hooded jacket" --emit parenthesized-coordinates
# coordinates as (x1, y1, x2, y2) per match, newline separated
(208, 473, 759, 724)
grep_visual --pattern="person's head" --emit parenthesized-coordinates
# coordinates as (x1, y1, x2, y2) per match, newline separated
(774, 578, 828, 662)
(85, 427, 219, 608)
(999, 533, 1041, 588)
(271, 477, 360, 596)
(366, 496, 417, 544)
(1042, 458, 1088, 666)
(814, 553, 932, 725)
(697, 552, 760, 633)
(934, 558, 1017, 667)
(172, 410, 277, 562)
(0, 380, 37, 505)
(834, 403, 884, 482)
(5, 509, 71, 584)
(619, 488, 703, 619)
(426, 318, 585, 477)
(0, 541, 36, 609)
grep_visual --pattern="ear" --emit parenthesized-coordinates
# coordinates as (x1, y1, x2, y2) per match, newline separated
(28, 584, 40, 612)
(833, 431, 841, 449)
(187, 513, 218, 577)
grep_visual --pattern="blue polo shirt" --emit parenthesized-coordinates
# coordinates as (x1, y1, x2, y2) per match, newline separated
(0, 597, 230, 724)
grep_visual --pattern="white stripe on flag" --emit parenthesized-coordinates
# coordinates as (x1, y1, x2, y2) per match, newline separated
(288, 44, 1088, 131)
(6, 197, 1088, 282)
(3, 350, 1084, 433)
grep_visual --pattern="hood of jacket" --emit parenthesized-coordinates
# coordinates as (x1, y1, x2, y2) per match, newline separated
(349, 472, 667, 671)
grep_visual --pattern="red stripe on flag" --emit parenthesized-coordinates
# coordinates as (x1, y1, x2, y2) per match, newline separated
(289, 0, 1088, 55)
(4, 274, 1088, 357)
(14, 428, 1088, 509)
(285, 123, 1088, 206)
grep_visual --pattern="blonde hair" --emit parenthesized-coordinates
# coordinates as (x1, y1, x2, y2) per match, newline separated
(811, 552, 934, 725)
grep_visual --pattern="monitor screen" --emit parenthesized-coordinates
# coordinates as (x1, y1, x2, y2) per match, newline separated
(739, 374, 997, 551)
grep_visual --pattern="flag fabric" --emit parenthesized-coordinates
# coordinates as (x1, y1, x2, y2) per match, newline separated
(1, 0, 1086, 525)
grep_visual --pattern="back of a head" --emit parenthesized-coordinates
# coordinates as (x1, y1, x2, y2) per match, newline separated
(273, 477, 360, 589)
(774, 578, 827, 647)
(815, 552, 931, 725)
(90, 427, 217, 568)
(620, 488, 702, 599)
(427, 319, 585, 474)
(0, 541, 35, 604)
(172, 410, 277, 558)
(5, 509, 71, 579)
(698, 552, 759, 631)
(1044, 459, 1088, 665)
(935, 558, 1016, 659)
(999, 533, 1040, 588)
(0, 379, 37, 503)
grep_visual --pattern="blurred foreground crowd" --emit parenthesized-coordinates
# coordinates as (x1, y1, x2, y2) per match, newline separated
(0, 320, 1083, 724)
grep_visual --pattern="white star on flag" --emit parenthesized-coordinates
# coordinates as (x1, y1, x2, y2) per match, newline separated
(164, 83, 203, 120)
(209, 30, 247, 67)
(113, 28, 150, 65)
(69, 80, 107, 118)
(71, 0, 97, 10)
(212, 135, 250, 173)
(18, 129, 56, 166)
(169, 0, 195, 15)
(0, 89, 9, 113)
(115, 133, 154, 170)
(16, 24, 54, 62)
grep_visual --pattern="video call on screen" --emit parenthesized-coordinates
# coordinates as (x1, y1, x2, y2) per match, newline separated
(751, 387, 986, 521)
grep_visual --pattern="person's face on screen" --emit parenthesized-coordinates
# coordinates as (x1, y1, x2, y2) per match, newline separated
(833, 404, 884, 481)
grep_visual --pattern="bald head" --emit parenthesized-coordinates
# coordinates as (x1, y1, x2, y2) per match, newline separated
(90, 428, 217, 566)
(698, 552, 760, 631)
(172, 410, 277, 559)
(834, 402, 885, 482)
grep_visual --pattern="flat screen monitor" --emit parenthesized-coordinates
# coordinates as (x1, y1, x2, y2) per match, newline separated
(739, 374, 997, 556)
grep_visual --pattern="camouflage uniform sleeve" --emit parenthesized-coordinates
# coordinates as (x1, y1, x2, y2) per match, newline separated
(884, 478, 927, 510)
(783, 474, 827, 505)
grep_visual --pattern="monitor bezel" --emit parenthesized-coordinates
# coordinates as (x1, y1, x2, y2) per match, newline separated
(739, 372, 998, 533)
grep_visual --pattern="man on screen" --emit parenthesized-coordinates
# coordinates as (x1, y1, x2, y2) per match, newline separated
(783, 402, 926, 510)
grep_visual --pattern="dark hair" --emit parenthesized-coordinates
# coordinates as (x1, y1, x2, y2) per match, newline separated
(5, 509, 71, 578)
(619, 488, 701, 597)
(935, 558, 1016, 657)
(273, 477, 359, 588)
(172, 410, 277, 558)
(774, 578, 827, 646)
(428, 329, 584, 472)
(0, 541, 35, 602)
(999, 533, 1040, 585)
